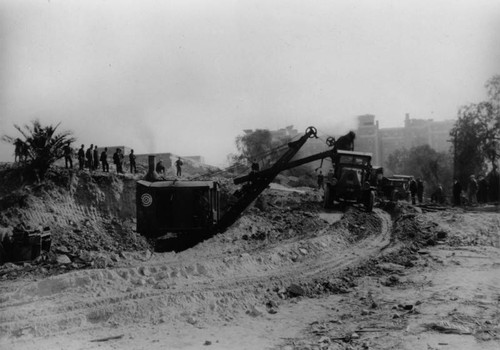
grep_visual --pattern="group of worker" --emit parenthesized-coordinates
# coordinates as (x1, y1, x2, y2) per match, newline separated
(155, 158, 183, 177)
(410, 175, 497, 207)
(62, 143, 183, 176)
(64, 144, 135, 174)
(453, 174, 496, 206)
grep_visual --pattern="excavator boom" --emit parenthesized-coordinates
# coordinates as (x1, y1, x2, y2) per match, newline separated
(217, 126, 319, 231)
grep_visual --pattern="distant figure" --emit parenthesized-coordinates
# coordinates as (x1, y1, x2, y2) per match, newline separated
(251, 159, 260, 172)
(118, 149, 124, 173)
(409, 178, 418, 204)
(478, 176, 489, 203)
(468, 175, 478, 205)
(14, 138, 25, 163)
(100, 147, 109, 172)
(78, 144, 85, 170)
(175, 157, 183, 177)
(417, 178, 424, 204)
(156, 160, 165, 175)
(324, 168, 336, 207)
(63, 143, 73, 169)
(453, 179, 462, 206)
(335, 131, 356, 151)
(488, 170, 500, 202)
(129, 149, 136, 174)
(112, 149, 119, 173)
(113, 148, 124, 174)
(93, 145, 99, 170)
(86, 144, 94, 170)
(432, 184, 444, 204)
(327, 168, 335, 184)
(317, 170, 324, 190)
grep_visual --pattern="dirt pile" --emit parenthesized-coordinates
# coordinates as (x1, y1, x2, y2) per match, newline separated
(0, 166, 151, 278)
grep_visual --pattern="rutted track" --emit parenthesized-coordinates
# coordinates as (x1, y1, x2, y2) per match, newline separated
(0, 209, 393, 341)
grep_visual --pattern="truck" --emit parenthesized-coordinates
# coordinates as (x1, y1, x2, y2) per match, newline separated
(377, 174, 413, 201)
(136, 127, 377, 246)
(323, 150, 375, 212)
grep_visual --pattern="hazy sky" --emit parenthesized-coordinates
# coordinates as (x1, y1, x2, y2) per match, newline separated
(1, 0, 499, 166)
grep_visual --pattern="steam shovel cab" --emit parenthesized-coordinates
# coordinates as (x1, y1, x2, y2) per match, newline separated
(136, 180, 220, 239)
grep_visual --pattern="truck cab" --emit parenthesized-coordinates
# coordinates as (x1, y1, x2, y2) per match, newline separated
(324, 150, 375, 211)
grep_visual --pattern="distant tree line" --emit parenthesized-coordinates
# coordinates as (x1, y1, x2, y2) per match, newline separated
(451, 75, 500, 189)
(385, 74, 500, 202)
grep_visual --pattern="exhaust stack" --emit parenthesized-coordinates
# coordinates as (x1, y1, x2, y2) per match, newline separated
(145, 155, 160, 181)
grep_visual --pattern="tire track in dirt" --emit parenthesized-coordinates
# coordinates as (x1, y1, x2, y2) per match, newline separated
(0, 209, 393, 339)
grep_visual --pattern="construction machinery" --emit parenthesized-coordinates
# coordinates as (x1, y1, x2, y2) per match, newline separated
(323, 150, 375, 212)
(136, 127, 377, 242)
(0, 225, 51, 263)
(377, 174, 413, 201)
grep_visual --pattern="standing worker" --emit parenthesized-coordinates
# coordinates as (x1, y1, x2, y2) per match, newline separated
(156, 160, 165, 175)
(113, 148, 124, 174)
(453, 179, 462, 206)
(416, 178, 424, 204)
(93, 145, 99, 170)
(63, 142, 73, 169)
(468, 175, 478, 206)
(317, 170, 324, 190)
(335, 131, 356, 151)
(175, 157, 183, 177)
(129, 149, 136, 174)
(119, 149, 124, 173)
(14, 138, 26, 163)
(478, 176, 489, 203)
(409, 178, 418, 204)
(100, 147, 109, 172)
(78, 144, 85, 170)
(117, 149, 124, 174)
(86, 144, 93, 170)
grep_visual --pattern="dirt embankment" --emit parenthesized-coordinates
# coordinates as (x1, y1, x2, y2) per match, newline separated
(0, 166, 498, 350)
(0, 167, 151, 274)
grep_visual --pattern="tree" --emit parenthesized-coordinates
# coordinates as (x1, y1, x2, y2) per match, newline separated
(2, 119, 75, 181)
(406, 145, 453, 188)
(235, 129, 273, 163)
(231, 129, 292, 169)
(385, 148, 409, 175)
(451, 75, 500, 184)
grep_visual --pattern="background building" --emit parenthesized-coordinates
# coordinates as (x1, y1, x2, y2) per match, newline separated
(356, 114, 455, 166)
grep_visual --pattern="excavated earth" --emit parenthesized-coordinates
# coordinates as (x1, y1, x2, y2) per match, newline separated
(0, 166, 498, 350)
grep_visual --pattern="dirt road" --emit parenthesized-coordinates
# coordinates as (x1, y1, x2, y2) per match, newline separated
(272, 209, 500, 350)
(0, 204, 395, 349)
